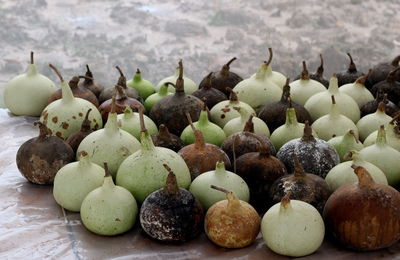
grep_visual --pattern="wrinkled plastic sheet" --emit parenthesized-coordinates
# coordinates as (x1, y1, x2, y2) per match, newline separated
(1, 108, 400, 259)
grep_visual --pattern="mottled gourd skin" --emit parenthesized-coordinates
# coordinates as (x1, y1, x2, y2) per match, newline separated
(140, 188, 204, 242)
(268, 173, 331, 213)
(276, 138, 339, 178)
(16, 137, 74, 185)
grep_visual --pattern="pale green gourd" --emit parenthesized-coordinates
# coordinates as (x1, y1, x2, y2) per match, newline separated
(76, 98, 140, 178)
(356, 101, 392, 141)
(116, 109, 191, 203)
(189, 162, 250, 210)
(53, 151, 104, 212)
(311, 95, 358, 141)
(223, 107, 270, 137)
(209, 88, 255, 128)
(261, 196, 325, 257)
(339, 71, 374, 108)
(363, 117, 400, 151)
(180, 107, 226, 146)
(251, 48, 287, 88)
(270, 105, 317, 151)
(233, 49, 282, 112)
(39, 64, 102, 140)
(325, 151, 387, 192)
(127, 68, 155, 100)
(144, 82, 173, 112)
(4, 52, 56, 116)
(304, 76, 360, 122)
(327, 130, 363, 162)
(155, 66, 197, 94)
(117, 106, 158, 140)
(289, 61, 326, 106)
(80, 163, 138, 236)
(359, 125, 400, 186)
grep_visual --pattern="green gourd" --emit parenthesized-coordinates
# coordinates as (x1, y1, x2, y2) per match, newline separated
(116, 109, 191, 203)
(4, 52, 56, 116)
(155, 66, 197, 94)
(80, 163, 138, 236)
(223, 107, 270, 137)
(327, 130, 363, 162)
(144, 82, 173, 112)
(356, 101, 392, 141)
(39, 64, 102, 139)
(363, 116, 400, 151)
(339, 71, 374, 108)
(127, 68, 155, 100)
(117, 106, 158, 140)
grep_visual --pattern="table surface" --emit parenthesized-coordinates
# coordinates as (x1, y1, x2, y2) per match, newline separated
(1, 0, 400, 259)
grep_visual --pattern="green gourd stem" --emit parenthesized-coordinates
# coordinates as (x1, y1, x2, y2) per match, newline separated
(175, 60, 185, 93)
(78, 150, 90, 165)
(105, 96, 119, 133)
(226, 88, 239, 103)
(281, 78, 291, 102)
(139, 107, 155, 151)
(301, 121, 315, 142)
(49, 64, 74, 103)
(215, 161, 226, 176)
(292, 154, 306, 177)
(243, 114, 255, 132)
(34, 121, 50, 140)
(186, 111, 206, 149)
(328, 75, 339, 94)
(330, 95, 340, 118)
(285, 106, 299, 126)
(279, 193, 292, 212)
(84, 65, 93, 84)
(159, 83, 171, 95)
(347, 53, 357, 73)
(81, 109, 92, 131)
(391, 56, 400, 67)
(103, 162, 115, 189)
(316, 54, 324, 77)
(133, 68, 142, 82)
(163, 164, 180, 196)
(300, 61, 310, 80)
(355, 69, 371, 85)
(210, 185, 240, 209)
(375, 125, 387, 146)
(123, 106, 133, 119)
(386, 67, 400, 83)
(351, 165, 375, 187)
(198, 104, 209, 126)
(221, 57, 237, 76)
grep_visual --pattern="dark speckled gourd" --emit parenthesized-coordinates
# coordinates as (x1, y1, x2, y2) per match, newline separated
(140, 165, 204, 243)
(276, 121, 339, 178)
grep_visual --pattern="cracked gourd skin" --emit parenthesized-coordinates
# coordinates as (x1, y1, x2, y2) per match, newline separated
(80, 164, 138, 236)
(4, 52, 56, 116)
(205, 186, 260, 248)
(16, 122, 75, 185)
(261, 196, 325, 257)
(53, 151, 104, 212)
(140, 166, 203, 242)
(325, 151, 387, 192)
(116, 110, 191, 203)
(127, 68, 155, 100)
(39, 65, 102, 140)
(77, 100, 140, 178)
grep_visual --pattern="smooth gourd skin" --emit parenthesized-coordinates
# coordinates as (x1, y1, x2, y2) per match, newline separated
(155, 69, 198, 94)
(116, 143, 191, 203)
(117, 111, 158, 140)
(261, 200, 325, 257)
(80, 177, 138, 236)
(53, 157, 104, 212)
(127, 70, 155, 100)
(4, 64, 55, 116)
(210, 100, 255, 128)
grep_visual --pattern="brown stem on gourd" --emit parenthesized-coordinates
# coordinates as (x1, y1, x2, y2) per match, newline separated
(185, 112, 205, 149)
(115, 85, 127, 100)
(351, 164, 375, 187)
(204, 72, 213, 89)
(391, 55, 400, 67)
(281, 78, 291, 102)
(226, 87, 239, 102)
(163, 164, 180, 196)
(280, 193, 291, 208)
(158, 124, 171, 138)
(377, 100, 386, 113)
(175, 60, 185, 93)
(104, 162, 111, 177)
(347, 53, 357, 72)
(110, 95, 117, 114)
(34, 121, 50, 139)
(316, 54, 324, 76)
(30, 51, 34, 64)
(331, 95, 336, 105)
(355, 69, 371, 85)
(84, 65, 93, 83)
(79, 75, 94, 81)
(81, 109, 92, 131)
(139, 106, 147, 133)
(349, 129, 359, 143)
(243, 114, 255, 132)
(221, 57, 237, 75)
(264, 48, 273, 66)
(288, 97, 293, 108)
(211, 184, 240, 208)
(49, 64, 64, 82)
(301, 61, 310, 80)
(301, 121, 315, 142)
(292, 154, 306, 177)
(386, 67, 400, 82)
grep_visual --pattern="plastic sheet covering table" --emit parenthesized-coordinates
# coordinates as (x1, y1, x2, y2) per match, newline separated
(0, 109, 400, 259)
